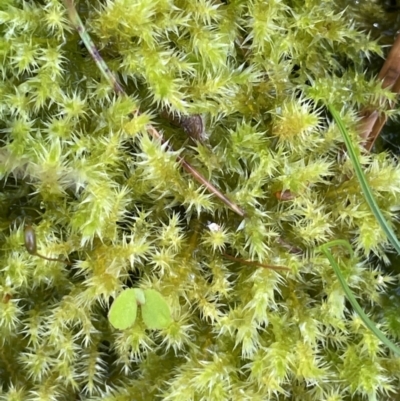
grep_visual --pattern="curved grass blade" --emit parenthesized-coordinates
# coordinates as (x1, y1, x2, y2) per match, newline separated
(318, 240, 400, 356)
(328, 105, 400, 254)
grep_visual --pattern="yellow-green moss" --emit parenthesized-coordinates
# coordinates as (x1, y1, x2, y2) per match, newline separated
(1, 0, 400, 400)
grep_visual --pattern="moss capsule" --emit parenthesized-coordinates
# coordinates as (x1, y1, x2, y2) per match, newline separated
(24, 225, 38, 255)
(24, 224, 70, 265)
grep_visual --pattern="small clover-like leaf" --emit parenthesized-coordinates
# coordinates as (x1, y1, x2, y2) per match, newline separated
(141, 289, 172, 330)
(108, 289, 138, 330)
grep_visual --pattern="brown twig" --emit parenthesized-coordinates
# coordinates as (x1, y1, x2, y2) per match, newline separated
(276, 237, 303, 255)
(146, 126, 246, 216)
(223, 252, 289, 271)
(63, 0, 245, 217)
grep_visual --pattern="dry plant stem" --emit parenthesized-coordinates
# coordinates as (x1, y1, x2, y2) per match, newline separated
(64, 0, 124, 94)
(223, 252, 289, 271)
(276, 237, 303, 255)
(360, 33, 400, 151)
(63, 0, 245, 218)
(145, 126, 246, 217)
(377, 34, 400, 87)
(35, 252, 72, 265)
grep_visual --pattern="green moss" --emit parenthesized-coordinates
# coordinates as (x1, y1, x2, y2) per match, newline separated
(1, 0, 400, 400)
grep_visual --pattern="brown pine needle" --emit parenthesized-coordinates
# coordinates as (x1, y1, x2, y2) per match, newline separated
(63, 0, 245, 217)
(223, 252, 289, 271)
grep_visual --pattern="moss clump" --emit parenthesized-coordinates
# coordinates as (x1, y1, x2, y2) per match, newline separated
(1, 0, 400, 400)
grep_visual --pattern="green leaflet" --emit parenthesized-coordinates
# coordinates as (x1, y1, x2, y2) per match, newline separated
(141, 289, 173, 330)
(108, 289, 138, 330)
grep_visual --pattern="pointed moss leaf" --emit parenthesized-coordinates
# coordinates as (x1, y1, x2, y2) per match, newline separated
(108, 289, 138, 330)
(133, 288, 146, 305)
(141, 289, 172, 330)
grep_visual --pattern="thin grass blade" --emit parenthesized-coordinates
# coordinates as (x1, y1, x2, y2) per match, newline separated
(328, 105, 400, 254)
(319, 241, 400, 356)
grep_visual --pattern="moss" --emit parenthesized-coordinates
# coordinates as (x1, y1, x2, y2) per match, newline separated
(1, 0, 400, 400)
